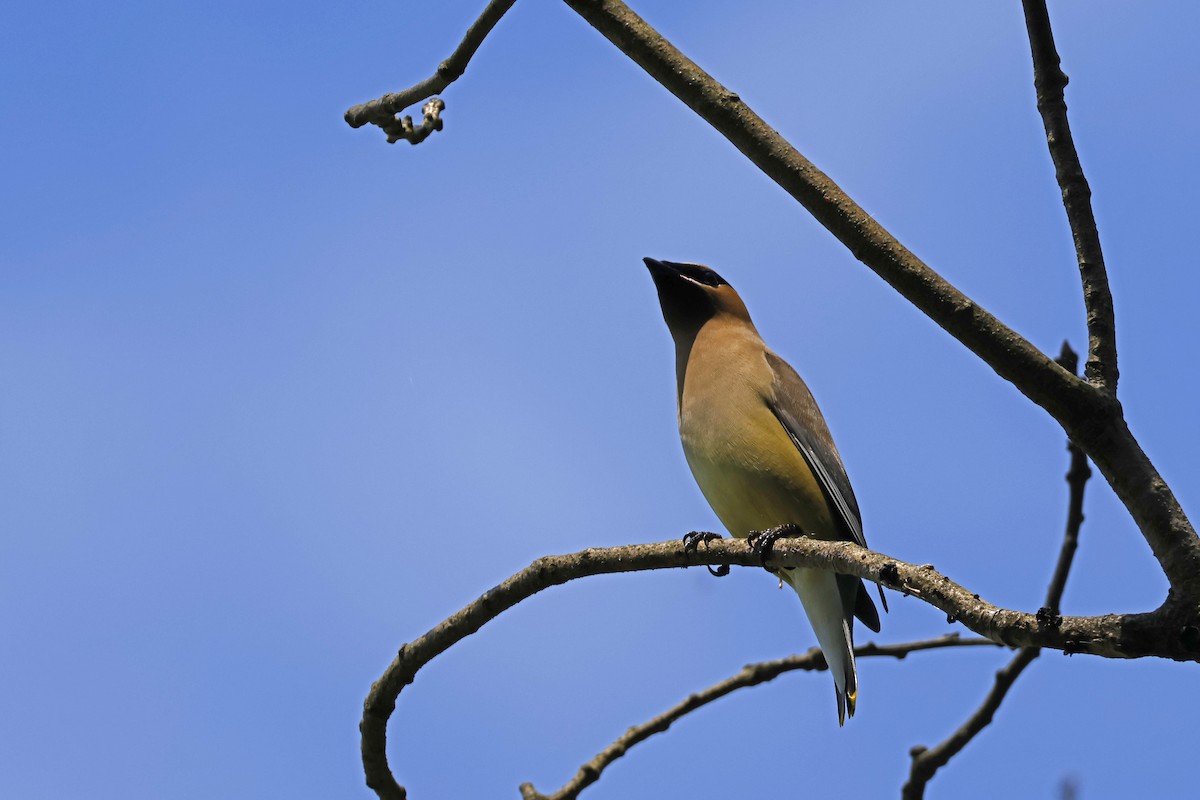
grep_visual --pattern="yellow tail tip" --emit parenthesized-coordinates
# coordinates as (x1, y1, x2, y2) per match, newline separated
(837, 688, 858, 726)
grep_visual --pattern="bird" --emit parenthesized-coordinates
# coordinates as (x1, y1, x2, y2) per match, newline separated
(644, 257, 883, 725)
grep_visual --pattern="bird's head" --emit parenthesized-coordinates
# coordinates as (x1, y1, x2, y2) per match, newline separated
(644, 257, 752, 342)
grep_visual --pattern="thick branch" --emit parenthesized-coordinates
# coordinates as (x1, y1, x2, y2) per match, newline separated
(520, 635, 1001, 800)
(362, 538, 1199, 798)
(903, 342, 1093, 799)
(1022, 1, 1117, 392)
(344, 0, 517, 140)
(1016, 0, 1199, 598)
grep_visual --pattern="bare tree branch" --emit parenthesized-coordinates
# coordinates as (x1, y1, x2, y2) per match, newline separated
(362, 535, 1194, 798)
(519, 635, 1001, 800)
(344, 0, 517, 141)
(902, 341, 1093, 799)
(1022, 1, 1118, 392)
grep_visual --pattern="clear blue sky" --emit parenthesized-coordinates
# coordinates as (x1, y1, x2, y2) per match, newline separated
(3, 2, 1198, 798)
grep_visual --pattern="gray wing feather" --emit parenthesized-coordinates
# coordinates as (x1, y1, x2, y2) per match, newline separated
(763, 352, 866, 548)
(764, 351, 887, 628)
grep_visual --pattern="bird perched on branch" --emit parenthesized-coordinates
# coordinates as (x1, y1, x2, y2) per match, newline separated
(644, 257, 884, 725)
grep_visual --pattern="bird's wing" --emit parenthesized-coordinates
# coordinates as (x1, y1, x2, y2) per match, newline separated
(763, 351, 865, 549)
(764, 350, 886, 629)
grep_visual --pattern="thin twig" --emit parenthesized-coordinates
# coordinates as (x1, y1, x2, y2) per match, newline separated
(362, 535, 1188, 799)
(1022, 1, 1117, 392)
(344, 0, 517, 142)
(1047, 343, 1091, 613)
(519, 635, 1000, 800)
(902, 342, 1092, 799)
(901, 648, 1041, 800)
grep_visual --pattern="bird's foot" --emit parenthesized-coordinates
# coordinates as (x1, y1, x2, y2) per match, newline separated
(747, 523, 805, 570)
(682, 531, 729, 577)
(682, 530, 723, 551)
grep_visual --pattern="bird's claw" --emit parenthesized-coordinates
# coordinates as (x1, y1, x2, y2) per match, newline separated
(747, 523, 804, 569)
(682, 530, 723, 552)
(682, 531, 729, 577)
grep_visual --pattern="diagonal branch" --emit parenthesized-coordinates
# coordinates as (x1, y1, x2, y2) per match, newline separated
(344, 0, 517, 141)
(361, 535, 1195, 798)
(1022, 1, 1117, 392)
(519, 635, 1001, 800)
(901, 343, 1093, 799)
(901, 648, 1040, 800)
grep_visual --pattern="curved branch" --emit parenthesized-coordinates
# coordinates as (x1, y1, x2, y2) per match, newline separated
(362, 537, 1198, 798)
(344, 0, 517, 140)
(519, 635, 1000, 800)
(1022, 1, 1117, 392)
(903, 342, 1093, 799)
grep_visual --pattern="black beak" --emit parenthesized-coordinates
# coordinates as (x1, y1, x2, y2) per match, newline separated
(644, 257, 677, 284)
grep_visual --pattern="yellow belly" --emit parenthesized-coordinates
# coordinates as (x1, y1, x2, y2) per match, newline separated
(681, 413, 835, 539)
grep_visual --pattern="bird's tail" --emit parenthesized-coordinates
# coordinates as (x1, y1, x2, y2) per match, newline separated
(782, 567, 858, 725)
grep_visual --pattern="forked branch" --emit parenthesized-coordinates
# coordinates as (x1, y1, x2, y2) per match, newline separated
(1022, 1, 1117, 392)
(344, 0, 517, 141)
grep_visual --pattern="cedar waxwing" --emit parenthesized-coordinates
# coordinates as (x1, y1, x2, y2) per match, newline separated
(645, 257, 883, 725)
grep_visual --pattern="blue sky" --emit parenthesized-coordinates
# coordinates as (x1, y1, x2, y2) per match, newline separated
(3, 2, 1198, 798)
